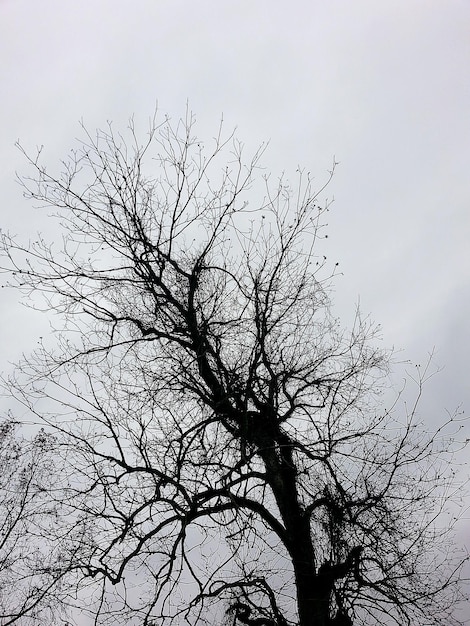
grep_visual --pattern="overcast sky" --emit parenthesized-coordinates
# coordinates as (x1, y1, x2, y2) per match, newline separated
(1, 0, 469, 622)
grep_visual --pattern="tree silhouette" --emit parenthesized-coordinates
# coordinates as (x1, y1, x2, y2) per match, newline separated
(1, 110, 467, 625)
(0, 420, 64, 625)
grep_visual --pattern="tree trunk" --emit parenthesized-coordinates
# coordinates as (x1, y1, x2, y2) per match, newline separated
(290, 522, 331, 626)
(258, 436, 333, 626)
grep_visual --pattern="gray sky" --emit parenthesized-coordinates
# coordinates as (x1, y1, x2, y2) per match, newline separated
(1, 0, 469, 622)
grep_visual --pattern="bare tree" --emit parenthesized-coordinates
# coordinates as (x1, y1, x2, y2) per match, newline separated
(0, 419, 68, 625)
(0, 111, 467, 625)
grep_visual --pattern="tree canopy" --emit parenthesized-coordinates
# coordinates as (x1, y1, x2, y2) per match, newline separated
(1, 111, 468, 626)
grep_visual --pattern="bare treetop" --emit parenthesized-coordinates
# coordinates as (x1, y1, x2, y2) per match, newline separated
(1, 110, 467, 626)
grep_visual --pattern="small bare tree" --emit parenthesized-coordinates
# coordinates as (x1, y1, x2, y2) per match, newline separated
(1, 111, 467, 625)
(0, 419, 66, 625)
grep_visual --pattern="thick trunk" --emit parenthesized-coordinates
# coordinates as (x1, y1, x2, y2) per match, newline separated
(290, 523, 331, 626)
(258, 440, 333, 626)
